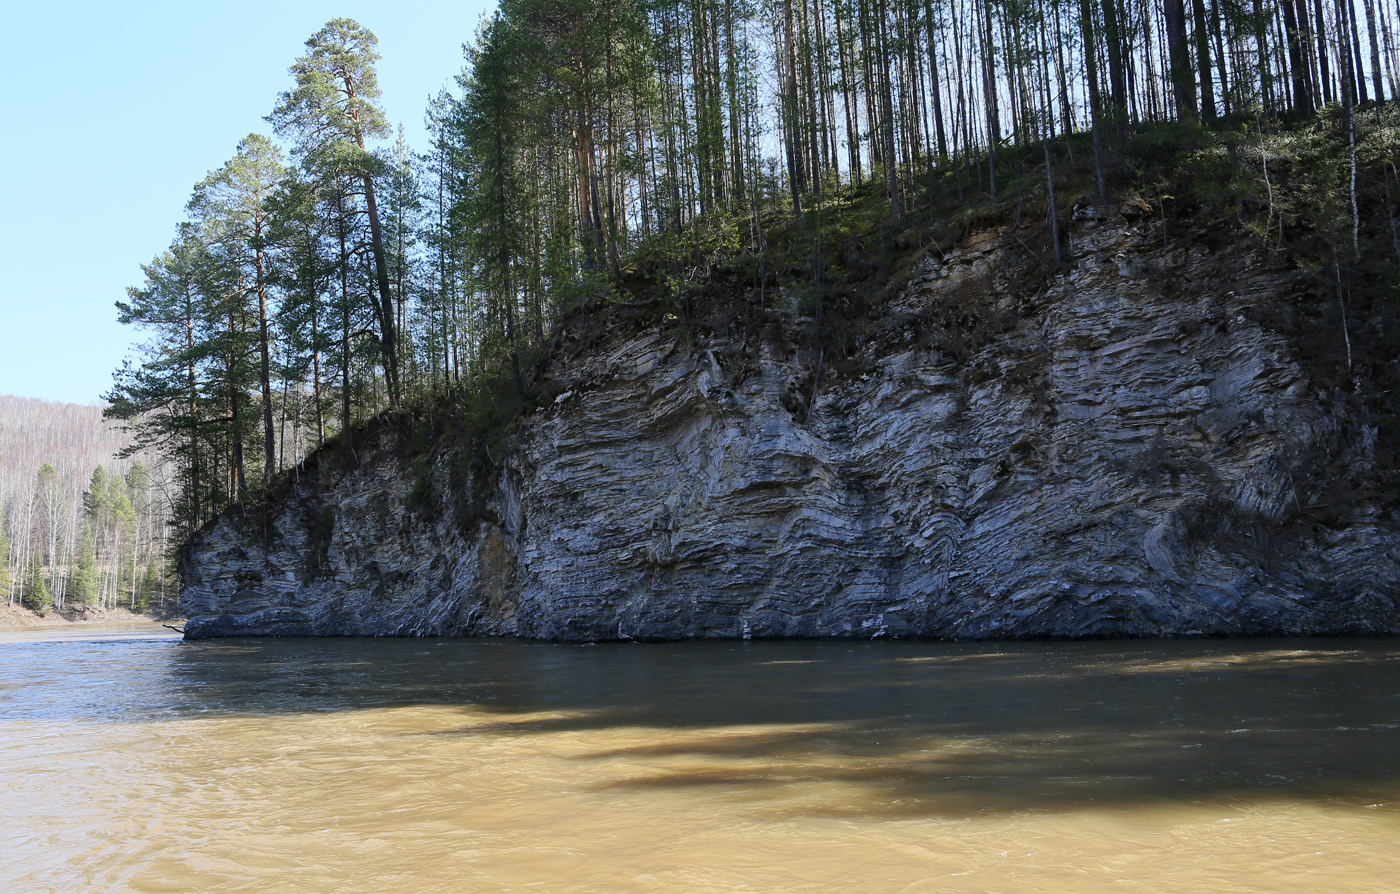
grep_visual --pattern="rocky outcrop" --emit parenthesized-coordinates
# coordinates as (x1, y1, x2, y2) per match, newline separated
(180, 209, 1400, 639)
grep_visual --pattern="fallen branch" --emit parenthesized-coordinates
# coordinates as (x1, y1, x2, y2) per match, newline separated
(1013, 233, 1049, 272)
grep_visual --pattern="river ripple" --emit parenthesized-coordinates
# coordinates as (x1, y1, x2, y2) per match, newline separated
(2, 624, 1398, 892)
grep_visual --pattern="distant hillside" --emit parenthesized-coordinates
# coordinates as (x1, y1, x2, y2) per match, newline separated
(0, 395, 131, 484)
(0, 395, 170, 614)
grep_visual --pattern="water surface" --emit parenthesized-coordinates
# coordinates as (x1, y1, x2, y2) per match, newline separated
(2, 624, 1398, 892)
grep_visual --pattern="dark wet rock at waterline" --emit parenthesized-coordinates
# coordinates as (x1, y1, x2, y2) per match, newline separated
(180, 214, 1400, 640)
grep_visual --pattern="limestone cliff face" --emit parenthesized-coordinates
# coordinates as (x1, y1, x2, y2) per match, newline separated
(181, 209, 1400, 639)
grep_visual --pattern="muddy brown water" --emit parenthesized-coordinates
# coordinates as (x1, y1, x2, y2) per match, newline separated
(2, 623, 1398, 892)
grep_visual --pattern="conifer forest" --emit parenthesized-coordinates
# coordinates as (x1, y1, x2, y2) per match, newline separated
(109, 0, 1400, 549)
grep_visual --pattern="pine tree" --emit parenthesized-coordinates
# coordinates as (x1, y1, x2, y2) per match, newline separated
(270, 19, 402, 406)
(188, 135, 287, 484)
(382, 126, 422, 388)
(138, 560, 161, 612)
(455, 15, 526, 382)
(112, 491, 137, 609)
(23, 551, 51, 614)
(266, 170, 336, 451)
(0, 509, 11, 604)
(108, 225, 214, 531)
(69, 524, 96, 607)
(83, 466, 112, 607)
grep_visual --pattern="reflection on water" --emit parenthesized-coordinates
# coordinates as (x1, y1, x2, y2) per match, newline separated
(2, 625, 1398, 892)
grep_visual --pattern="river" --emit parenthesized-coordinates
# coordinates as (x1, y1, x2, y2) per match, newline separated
(2, 624, 1398, 892)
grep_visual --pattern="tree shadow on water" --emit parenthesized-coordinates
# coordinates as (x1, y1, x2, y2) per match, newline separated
(163, 636, 1400, 819)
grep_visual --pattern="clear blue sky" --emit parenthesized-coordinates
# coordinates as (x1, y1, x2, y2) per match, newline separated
(0, 0, 494, 406)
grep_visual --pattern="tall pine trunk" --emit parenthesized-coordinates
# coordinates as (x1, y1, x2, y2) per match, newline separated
(1190, 0, 1215, 118)
(1164, 0, 1197, 120)
(1079, 0, 1108, 203)
(254, 234, 275, 485)
(361, 173, 400, 406)
(1101, 0, 1129, 142)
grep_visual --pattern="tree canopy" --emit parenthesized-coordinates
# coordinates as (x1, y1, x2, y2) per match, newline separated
(110, 5, 1400, 544)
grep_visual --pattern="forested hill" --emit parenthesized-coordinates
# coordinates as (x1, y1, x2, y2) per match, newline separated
(0, 396, 171, 615)
(0, 396, 129, 482)
(109, 2, 1400, 557)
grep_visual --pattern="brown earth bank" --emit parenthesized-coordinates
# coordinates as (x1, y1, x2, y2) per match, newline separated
(0, 603, 166, 629)
(179, 208, 1400, 640)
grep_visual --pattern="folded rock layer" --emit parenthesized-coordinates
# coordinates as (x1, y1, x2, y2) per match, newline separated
(180, 212, 1400, 639)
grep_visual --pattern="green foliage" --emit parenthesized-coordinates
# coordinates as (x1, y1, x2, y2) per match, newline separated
(137, 561, 162, 611)
(22, 552, 50, 614)
(83, 466, 108, 519)
(450, 365, 533, 465)
(68, 525, 96, 607)
(0, 510, 10, 599)
(269, 18, 388, 163)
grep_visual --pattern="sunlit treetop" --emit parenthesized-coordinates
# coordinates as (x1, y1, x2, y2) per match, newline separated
(268, 18, 388, 160)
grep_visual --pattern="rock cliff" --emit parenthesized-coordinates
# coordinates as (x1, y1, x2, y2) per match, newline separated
(180, 208, 1400, 639)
